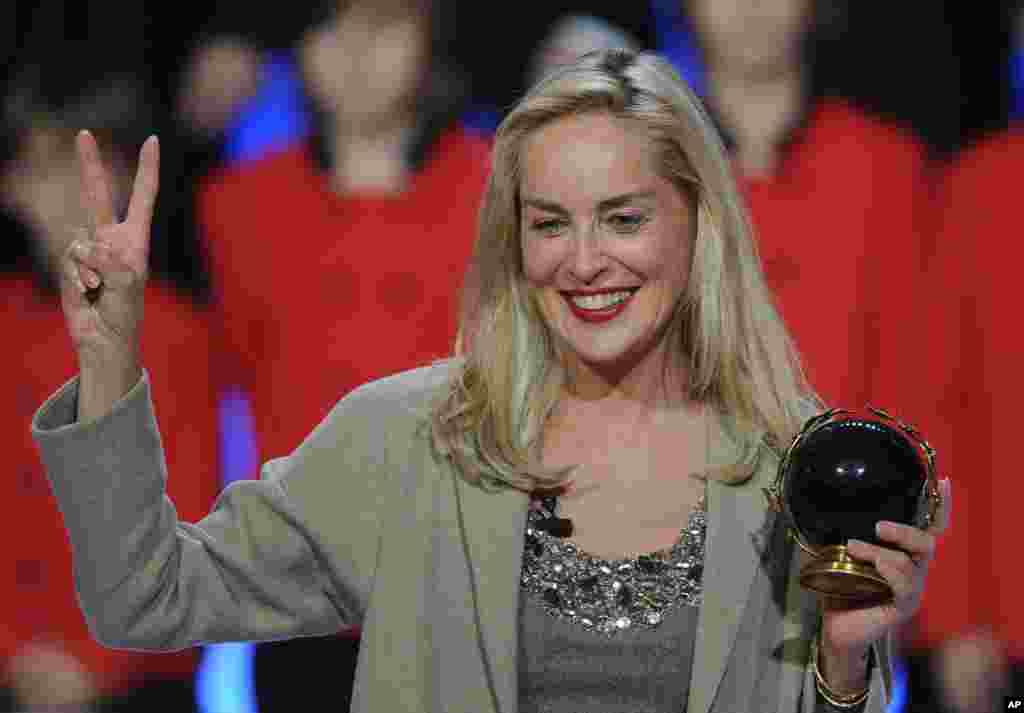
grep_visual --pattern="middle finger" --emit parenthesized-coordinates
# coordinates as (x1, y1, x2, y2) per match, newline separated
(76, 130, 117, 227)
(846, 539, 921, 601)
(876, 521, 936, 562)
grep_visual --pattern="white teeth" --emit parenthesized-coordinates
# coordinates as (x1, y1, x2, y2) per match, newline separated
(570, 290, 634, 310)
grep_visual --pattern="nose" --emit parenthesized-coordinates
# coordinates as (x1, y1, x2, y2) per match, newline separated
(567, 230, 608, 283)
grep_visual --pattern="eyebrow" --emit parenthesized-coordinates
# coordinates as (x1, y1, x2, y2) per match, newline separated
(521, 191, 657, 214)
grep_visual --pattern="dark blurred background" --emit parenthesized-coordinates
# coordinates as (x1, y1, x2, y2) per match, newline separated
(1, 1, 1015, 151)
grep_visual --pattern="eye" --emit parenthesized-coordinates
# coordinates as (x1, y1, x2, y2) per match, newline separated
(529, 218, 568, 236)
(606, 213, 648, 233)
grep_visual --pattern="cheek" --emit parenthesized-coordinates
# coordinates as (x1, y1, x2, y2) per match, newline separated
(637, 235, 694, 300)
(624, 230, 690, 275)
(521, 238, 563, 286)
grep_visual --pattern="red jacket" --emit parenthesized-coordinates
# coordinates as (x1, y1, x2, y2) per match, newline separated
(902, 129, 1024, 652)
(199, 126, 490, 467)
(740, 99, 929, 412)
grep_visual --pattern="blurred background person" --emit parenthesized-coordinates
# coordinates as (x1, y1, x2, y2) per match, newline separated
(176, 36, 263, 143)
(671, 0, 930, 416)
(196, 0, 490, 708)
(199, 0, 489, 474)
(4, 1, 270, 309)
(935, 631, 1012, 713)
(460, 12, 642, 133)
(0, 57, 220, 711)
(149, 31, 262, 307)
(527, 15, 641, 91)
(655, 3, 970, 708)
(656, 7, 1024, 713)
(897, 6, 1024, 704)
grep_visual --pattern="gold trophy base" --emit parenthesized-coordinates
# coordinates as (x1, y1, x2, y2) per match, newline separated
(799, 545, 892, 603)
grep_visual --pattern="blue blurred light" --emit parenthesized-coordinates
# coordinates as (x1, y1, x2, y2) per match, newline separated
(224, 51, 311, 165)
(460, 106, 502, 137)
(886, 655, 908, 713)
(217, 386, 259, 486)
(1011, 50, 1024, 121)
(195, 389, 262, 712)
(649, 0, 708, 97)
(196, 642, 258, 713)
(198, 44, 311, 709)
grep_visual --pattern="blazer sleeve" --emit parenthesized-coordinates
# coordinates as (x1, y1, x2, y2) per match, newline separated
(31, 370, 389, 651)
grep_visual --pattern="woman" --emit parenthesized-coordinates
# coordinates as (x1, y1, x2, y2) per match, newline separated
(34, 50, 947, 712)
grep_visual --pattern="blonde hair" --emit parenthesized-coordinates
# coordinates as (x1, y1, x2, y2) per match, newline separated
(429, 49, 817, 492)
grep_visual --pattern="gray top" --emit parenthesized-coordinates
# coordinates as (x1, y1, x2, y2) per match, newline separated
(516, 494, 866, 713)
(518, 495, 706, 712)
(519, 597, 863, 713)
(519, 586, 699, 712)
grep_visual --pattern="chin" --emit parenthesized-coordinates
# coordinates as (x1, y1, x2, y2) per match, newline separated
(565, 335, 660, 374)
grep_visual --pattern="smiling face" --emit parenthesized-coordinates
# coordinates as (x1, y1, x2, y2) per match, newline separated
(519, 112, 697, 380)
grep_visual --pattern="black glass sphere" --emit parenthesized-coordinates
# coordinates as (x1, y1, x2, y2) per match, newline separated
(783, 416, 927, 548)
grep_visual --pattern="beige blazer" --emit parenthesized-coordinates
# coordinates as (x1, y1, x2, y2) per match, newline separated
(33, 361, 892, 713)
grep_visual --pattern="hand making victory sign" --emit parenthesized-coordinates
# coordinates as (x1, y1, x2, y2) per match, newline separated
(61, 130, 159, 421)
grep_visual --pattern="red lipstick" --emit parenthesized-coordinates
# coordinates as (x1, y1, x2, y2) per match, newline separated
(561, 288, 638, 324)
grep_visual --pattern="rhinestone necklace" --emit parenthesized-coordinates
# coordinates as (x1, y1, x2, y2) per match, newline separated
(521, 491, 707, 636)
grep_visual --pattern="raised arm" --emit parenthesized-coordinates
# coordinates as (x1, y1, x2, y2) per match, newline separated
(34, 133, 381, 651)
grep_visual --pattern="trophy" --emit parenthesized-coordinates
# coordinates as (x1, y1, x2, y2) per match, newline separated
(764, 407, 943, 604)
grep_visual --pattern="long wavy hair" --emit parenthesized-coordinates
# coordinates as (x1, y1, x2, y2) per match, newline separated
(429, 49, 817, 492)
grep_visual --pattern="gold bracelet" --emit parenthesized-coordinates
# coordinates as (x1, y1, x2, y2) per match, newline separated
(812, 640, 871, 709)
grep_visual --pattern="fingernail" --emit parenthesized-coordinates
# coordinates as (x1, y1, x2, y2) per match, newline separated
(875, 522, 884, 537)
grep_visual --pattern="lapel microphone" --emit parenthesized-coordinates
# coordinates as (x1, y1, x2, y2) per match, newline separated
(533, 495, 574, 537)
(533, 516, 574, 538)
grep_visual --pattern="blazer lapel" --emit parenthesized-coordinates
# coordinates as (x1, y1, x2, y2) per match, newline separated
(449, 415, 777, 713)
(688, 414, 777, 713)
(454, 473, 529, 713)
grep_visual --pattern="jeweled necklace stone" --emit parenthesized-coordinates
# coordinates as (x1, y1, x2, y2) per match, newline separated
(521, 491, 706, 636)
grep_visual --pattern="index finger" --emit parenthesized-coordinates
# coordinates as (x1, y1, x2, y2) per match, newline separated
(76, 130, 117, 226)
(126, 136, 160, 229)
